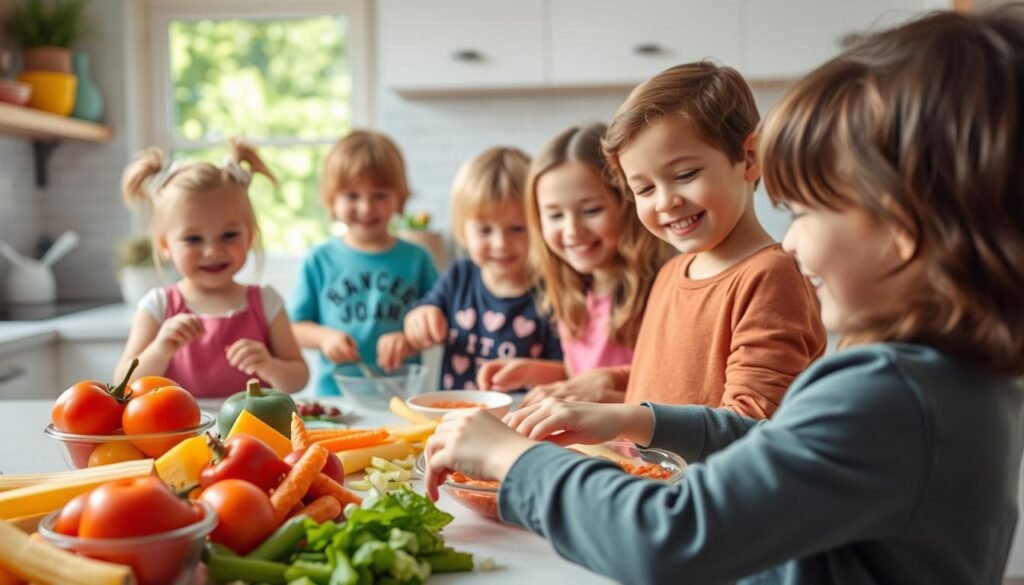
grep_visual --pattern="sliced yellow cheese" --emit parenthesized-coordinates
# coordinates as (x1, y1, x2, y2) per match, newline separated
(0, 521, 133, 585)
(226, 409, 292, 458)
(336, 440, 414, 475)
(0, 460, 153, 520)
(384, 421, 438, 443)
(0, 459, 154, 492)
(154, 435, 213, 490)
(389, 396, 433, 425)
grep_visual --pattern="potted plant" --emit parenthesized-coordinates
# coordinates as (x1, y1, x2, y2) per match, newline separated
(116, 235, 173, 306)
(10, 0, 89, 73)
(393, 211, 448, 271)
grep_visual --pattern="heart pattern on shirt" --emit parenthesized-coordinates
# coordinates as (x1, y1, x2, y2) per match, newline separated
(512, 316, 536, 338)
(455, 308, 476, 330)
(482, 311, 506, 332)
(452, 355, 471, 375)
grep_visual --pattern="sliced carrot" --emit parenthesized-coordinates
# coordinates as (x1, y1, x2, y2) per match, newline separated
(270, 444, 328, 522)
(298, 494, 342, 524)
(291, 413, 311, 450)
(314, 429, 390, 452)
(308, 474, 362, 508)
(307, 428, 379, 442)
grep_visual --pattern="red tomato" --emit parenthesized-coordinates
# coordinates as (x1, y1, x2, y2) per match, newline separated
(199, 479, 278, 555)
(54, 492, 88, 536)
(285, 446, 344, 485)
(78, 476, 200, 539)
(122, 385, 200, 457)
(50, 360, 138, 435)
(200, 435, 291, 492)
(128, 375, 179, 398)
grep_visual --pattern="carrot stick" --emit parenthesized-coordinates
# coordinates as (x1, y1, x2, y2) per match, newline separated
(314, 429, 390, 452)
(271, 444, 328, 522)
(308, 474, 362, 508)
(297, 495, 342, 524)
(291, 413, 311, 450)
(307, 428, 379, 442)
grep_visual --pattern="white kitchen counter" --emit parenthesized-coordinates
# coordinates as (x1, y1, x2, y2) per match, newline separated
(0, 303, 133, 353)
(0, 399, 615, 584)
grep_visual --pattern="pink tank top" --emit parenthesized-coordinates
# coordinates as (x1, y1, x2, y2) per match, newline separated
(163, 285, 270, 398)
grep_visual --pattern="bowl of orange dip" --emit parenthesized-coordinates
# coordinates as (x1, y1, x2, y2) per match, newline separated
(406, 390, 513, 420)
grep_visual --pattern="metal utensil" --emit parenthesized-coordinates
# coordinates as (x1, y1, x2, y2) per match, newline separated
(354, 362, 405, 402)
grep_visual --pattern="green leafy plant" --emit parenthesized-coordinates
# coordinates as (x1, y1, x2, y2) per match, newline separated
(399, 211, 432, 231)
(10, 0, 89, 48)
(115, 235, 155, 269)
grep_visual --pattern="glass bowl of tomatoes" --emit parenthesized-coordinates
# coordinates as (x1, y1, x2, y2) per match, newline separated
(38, 494, 216, 585)
(414, 440, 686, 522)
(43, 411, 216, 469)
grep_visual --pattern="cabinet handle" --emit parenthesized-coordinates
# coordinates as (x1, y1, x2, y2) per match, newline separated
(633, 43, 663, 55)
(0, 365, 26, 383)
(452, 49, 483, 62)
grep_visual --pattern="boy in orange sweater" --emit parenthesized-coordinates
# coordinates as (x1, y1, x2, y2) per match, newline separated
(524, 62, 825, 419)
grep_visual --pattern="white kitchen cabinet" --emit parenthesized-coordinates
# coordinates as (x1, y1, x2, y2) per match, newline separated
(548, 0, 742, 87)
(742, 0, 928, 79)
(57, 340, 126, 389)
(377, 0, 546, 92)
(0, 342, 58, 400)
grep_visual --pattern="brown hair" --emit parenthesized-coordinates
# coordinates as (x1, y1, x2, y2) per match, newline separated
(450, 146, 531, 248)
(758, 7, 1024, 376)
(121, 138, 275, 262)
(321, 130, 410, 215)
(526, 124, 675, 347)
(602, 61, 760, 193)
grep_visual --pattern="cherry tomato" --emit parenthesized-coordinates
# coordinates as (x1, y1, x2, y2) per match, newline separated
(122, 385, 200, 457)
(199, 479, 278, 555)
(200, 435, 290, 492)
(285, 446, 344, 485)
(87, 441, 144, 468)
(54, 492, 88, 536)
(128, 375, 179, 398)
(78, 476, 200, 539)
(50, 360, 138, 435)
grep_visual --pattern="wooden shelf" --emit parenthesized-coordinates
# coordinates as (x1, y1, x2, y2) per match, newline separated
(0, 101, 112, 142)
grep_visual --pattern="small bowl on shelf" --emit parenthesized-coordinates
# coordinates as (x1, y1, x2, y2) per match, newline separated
(43, 411, 216, 469)
(38, 500, 216, 585)
(332, 364, 428, 410)
(406, 390, 513, 421)
(0, 79, 32, 106)
(18, 70, 77, 115)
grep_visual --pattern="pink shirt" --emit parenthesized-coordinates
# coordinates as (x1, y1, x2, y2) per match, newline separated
(557, 292, 634, 376)
(163, 284, 271, 398)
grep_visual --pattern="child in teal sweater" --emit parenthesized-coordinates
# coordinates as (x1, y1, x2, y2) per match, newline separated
(423, 8, 1024, 584)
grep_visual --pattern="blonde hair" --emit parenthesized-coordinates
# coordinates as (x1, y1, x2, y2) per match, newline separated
(526, 124, 674, 347)
(602, 61, 760, 195)
(321, 130, 410, 216)
(450, 146, 531, 247)
(121, 138, 275, 262)
(758, 7, 1024, 376)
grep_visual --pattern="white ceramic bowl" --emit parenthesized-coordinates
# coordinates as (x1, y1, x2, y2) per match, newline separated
(406, 390, 513, 420)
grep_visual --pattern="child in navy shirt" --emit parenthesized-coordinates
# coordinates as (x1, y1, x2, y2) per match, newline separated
(404, 147, 562, 390)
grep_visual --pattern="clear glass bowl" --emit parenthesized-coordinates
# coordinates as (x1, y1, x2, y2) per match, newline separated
(43, 411, 216, 469)
(332, 364, 427, 410)
(37, 500, 217, 585)
(414, 440, 687, 522)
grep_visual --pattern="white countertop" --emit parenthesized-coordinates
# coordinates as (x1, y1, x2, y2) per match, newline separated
(0, 303, 133, 353)
(0, 399, 615, 584)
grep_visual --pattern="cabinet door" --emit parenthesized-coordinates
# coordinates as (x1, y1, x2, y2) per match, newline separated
(0, 344, 58, 400)
(549, 0, 743, 87)
(743, 0, 927, 79)
(378, 0, 546, 92)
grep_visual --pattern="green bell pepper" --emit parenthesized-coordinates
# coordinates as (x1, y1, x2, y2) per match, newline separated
(218, 378, 297, 437)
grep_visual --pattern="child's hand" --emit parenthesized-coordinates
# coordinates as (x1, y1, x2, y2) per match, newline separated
(404, 306, 448, 350)
(520, 368, 622, 408)
(225, 338, 272, 376)
(154, 314, 204, 353)
(477, 358, 562, 391)
(423, 408, 535, 502)
(321, 331, 360, 364)
(377, 331, 413, 371)
(502, 399, 653, 447)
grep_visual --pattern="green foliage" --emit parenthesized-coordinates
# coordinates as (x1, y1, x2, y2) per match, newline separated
(10, 0, 89, 48)
(115, 235, 154, 268)
(168, 16, 352, 251)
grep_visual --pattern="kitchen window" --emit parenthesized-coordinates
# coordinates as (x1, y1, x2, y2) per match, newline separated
(139, 0, 371, 253)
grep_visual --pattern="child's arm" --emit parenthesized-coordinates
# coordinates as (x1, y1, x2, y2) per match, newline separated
(227, 311, 309, 392)
(115, 310, 203, 381)
(292, 321, 360, 364)
(403, 305, 448, 350)
(476, 358, 567, 391)
(519, 365, 630, 408)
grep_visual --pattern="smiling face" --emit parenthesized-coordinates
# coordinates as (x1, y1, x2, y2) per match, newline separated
(462, 204, 530, 290)
(331, 180, 400, 248)
(159, 188, 253, 291)
(536, 162, 621, 279)
(618, 116, 758, 256)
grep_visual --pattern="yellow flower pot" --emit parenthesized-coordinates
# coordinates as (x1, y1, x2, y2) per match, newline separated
(18, 71, 77, 116)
